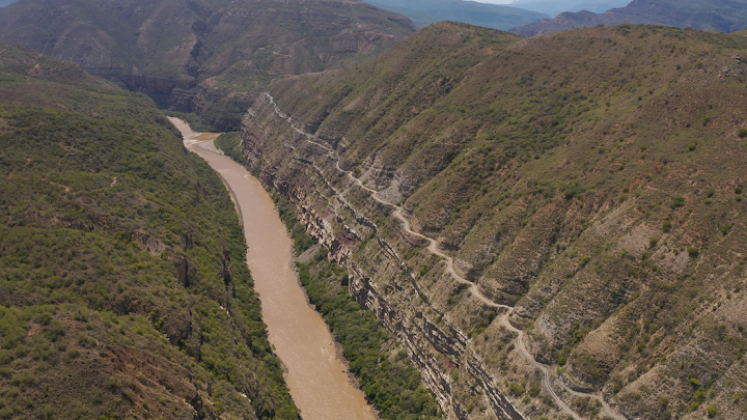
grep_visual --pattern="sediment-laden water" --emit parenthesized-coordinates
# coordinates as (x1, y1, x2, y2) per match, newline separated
(168, 118, 377, 420)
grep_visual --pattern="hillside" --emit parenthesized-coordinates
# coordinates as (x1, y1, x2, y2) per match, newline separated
(228, 22, 747, 420)
(0, 0, 416, 130)
(364, 0, 547, 31)
(512, 0, 747, 36)
(0, 43, 298, 420)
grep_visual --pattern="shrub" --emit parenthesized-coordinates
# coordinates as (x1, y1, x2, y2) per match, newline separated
(77, 335, 97, 348)
(706, 405, 718, 418)
(0, 406, 13, 420)
(528, 381, 541, 397)
(579, 256, 591, 267)
(508, 383, 525, 396)
(687, 247, 700, 258)
(663, 220, 672, 233)
(738, 128, 747, 139)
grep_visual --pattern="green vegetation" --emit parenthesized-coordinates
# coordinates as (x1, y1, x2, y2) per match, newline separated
(215, 132, 245, 164)
(687, 247, 700, 258)
(0, 0, 416, 130)
(0, 44, 298, 420)
(508, 383, 526, 396)
(272, 194, 316, 256)
(297, 251, 442, 420)
(215, 122, 442, 420)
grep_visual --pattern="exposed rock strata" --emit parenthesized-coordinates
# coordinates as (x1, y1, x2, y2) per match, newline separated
(240, 94, 531, 420)
(237, 23, 747, 420)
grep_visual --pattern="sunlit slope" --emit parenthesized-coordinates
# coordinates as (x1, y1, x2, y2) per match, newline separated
(256, 23, 747, 419)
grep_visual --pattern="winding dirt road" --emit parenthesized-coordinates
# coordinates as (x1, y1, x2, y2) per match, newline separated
(263, 93, 626, 420)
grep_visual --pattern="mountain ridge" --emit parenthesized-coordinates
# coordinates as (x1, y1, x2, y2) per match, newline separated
(0, 0, 416, 129)
(230, 21, 747, 420)
(364, 0, 548, 31)
(511, 0, 747, 36)
(509, 0, 631, 17)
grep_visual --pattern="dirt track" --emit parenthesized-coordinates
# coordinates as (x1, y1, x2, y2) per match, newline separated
(264, 93, 626, 420)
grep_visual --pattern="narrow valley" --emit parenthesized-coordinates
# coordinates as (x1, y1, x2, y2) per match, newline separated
(168, 117, 379, 420)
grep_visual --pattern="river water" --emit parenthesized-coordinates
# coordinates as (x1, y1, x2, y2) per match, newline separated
(167, 118, 377, 420)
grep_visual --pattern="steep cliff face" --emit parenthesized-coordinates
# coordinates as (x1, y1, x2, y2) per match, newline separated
(237, 23, 747, 420)
(0, 0, 416, 129)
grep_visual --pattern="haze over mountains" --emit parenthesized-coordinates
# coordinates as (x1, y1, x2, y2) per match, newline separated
(512, 0, 747, 36)
(364, 0, 548, 30)
(508, 0, 631, 17)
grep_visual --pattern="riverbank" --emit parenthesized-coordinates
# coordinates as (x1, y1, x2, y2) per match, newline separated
(213, 126, 444, 420)
(168, 117, 379, 420)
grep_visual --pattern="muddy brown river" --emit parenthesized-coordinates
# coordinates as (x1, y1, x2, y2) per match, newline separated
(168, 118, 377, 420)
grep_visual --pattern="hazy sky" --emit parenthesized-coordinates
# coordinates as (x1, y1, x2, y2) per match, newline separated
(472, 0, 515, 3)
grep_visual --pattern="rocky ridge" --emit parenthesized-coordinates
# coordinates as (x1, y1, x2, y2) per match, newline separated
(235, 22, 747, 420)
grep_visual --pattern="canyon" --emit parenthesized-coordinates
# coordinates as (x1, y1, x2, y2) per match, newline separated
(170, 118, 378, 420)
(227, 22, 747, 420)
(5, 0, 747, 418)
(0, 0, 415, 130)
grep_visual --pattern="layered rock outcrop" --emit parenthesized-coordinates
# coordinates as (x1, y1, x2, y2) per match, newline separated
(237, 22, 747, 420)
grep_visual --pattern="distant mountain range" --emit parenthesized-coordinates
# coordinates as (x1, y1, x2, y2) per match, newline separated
(509, 0, 631, 17)
(365, 0, 548, 30)
(0, 0, 415, 129)
(511, 0, 747, 36)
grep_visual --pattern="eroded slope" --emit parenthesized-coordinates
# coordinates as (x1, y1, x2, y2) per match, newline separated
(236, 23, 747, 420)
